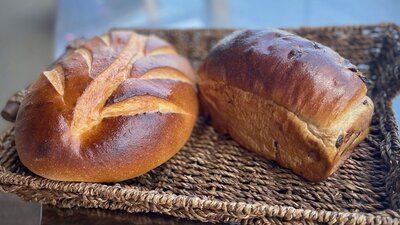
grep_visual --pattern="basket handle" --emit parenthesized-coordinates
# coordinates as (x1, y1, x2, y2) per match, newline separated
(1, 90, 26, 122)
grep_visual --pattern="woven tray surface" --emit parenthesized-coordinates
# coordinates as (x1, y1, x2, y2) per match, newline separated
(1, 24, 400, 224)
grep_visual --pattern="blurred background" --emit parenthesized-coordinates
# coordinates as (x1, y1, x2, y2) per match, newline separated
(0, 0, 400, 224)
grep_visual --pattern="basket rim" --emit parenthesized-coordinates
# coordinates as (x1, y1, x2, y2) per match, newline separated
(0, 169, 399, 222)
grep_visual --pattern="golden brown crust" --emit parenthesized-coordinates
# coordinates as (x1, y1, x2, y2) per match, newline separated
(15, 30, 198, 182)
(198, 29, 374, 181)
(200, 29, 368, 127)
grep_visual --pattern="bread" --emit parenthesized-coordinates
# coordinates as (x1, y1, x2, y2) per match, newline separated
(198, 29, 374, 181)
(15, 30, 198, 182)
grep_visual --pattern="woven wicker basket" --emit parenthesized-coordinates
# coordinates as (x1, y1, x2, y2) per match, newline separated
(1, 24, 400, 224)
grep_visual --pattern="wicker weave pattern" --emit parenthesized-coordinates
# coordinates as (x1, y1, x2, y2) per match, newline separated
(1, 24, 400, 224)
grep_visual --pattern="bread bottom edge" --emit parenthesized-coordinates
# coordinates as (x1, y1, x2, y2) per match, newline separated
(199, 81, 373, 181)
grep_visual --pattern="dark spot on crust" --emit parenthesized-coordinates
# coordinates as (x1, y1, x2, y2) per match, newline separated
(336, 135, 344, 148)
(358, 75, 373, 86)
(363, 100, 368, 105)
(312, 41, 322, 49)
(308, 151, 321, 161)
(344, 59, 359, 72)
(344, 130, 355, 143)
(288, 48, 303, 59)
(348, 67, 358, 72)
(273, 140, 279, 150)
(267, 45, 277, 52)
(343, 59, 371, 86)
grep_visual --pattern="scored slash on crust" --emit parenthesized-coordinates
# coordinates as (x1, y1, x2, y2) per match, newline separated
(100, 34, 111, 47)
(140, 67, 193, 84)
(43, 31, 193, 137)
(101, 95, 189, 118)
(43, 65, 65, 96)
(75, 48, 93, 74)
(147, 46, 177, 56)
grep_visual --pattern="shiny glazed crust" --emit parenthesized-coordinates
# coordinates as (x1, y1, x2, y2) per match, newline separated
(198, 29, 373, 181)
(15, 31, 198, 182)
